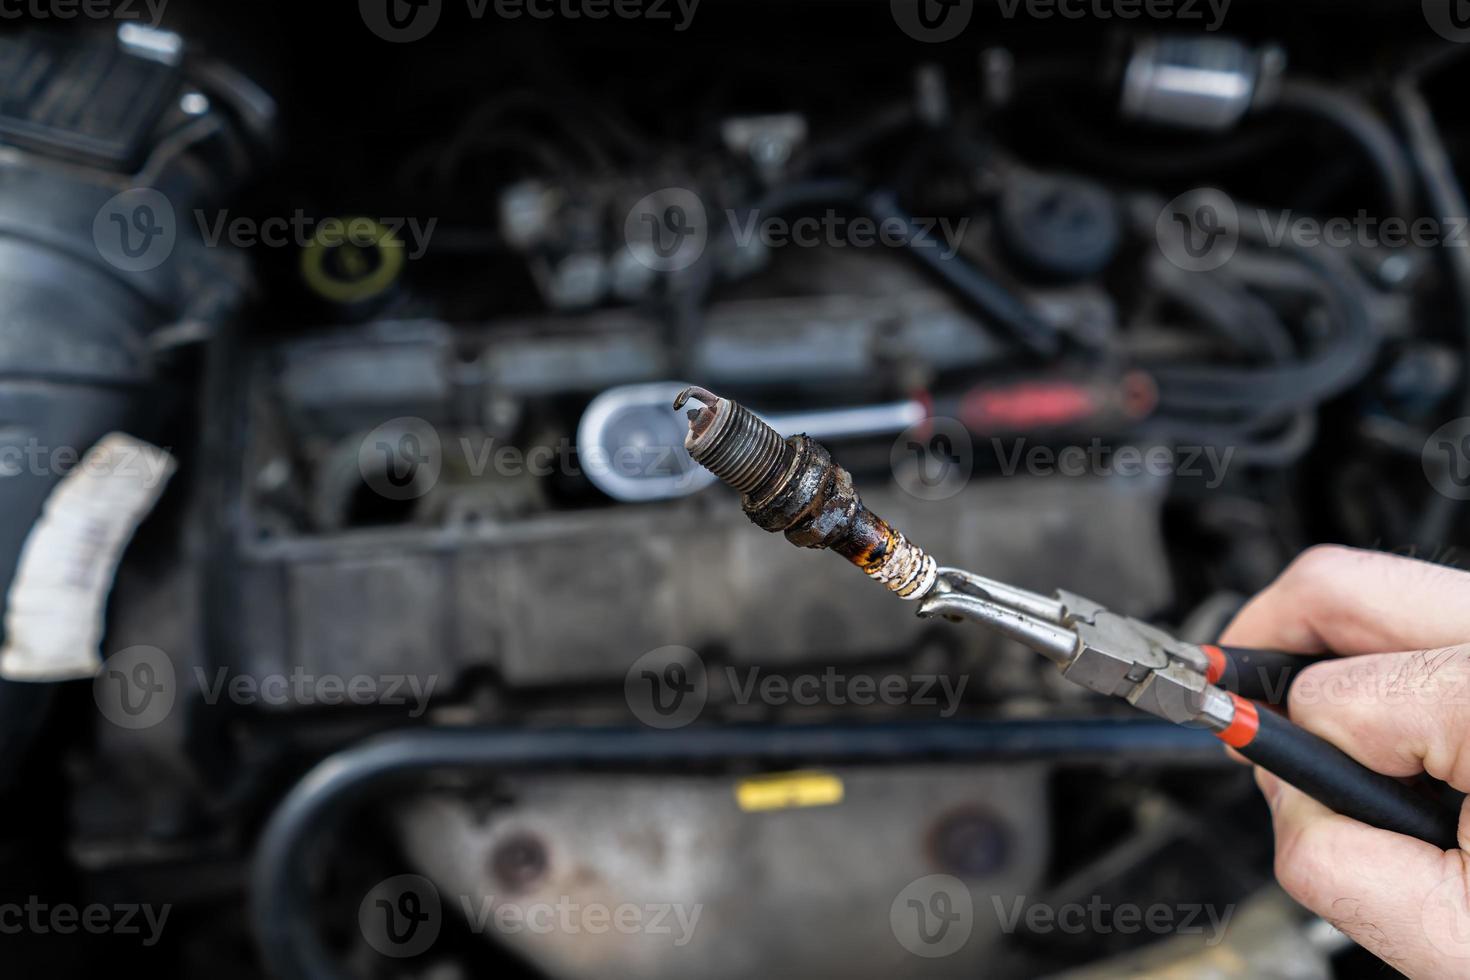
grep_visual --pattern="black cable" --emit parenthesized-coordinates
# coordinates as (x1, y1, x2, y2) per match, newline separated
(1033, 78, 1411, 217)
(1394, 81, 1470, 548)
(1146, 256, 1296, 363)
(862, 190, 1061, 357)
(1148, 245, 1378, 415)
(1141, 243, 1323, 463)
(1275, 79, 1416, 219)
(1146, 412, 1318, 469)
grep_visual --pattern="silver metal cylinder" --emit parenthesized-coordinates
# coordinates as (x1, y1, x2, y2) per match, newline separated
(1121, 37, 1284, 132)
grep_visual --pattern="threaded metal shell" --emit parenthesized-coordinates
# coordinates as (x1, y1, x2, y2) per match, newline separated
(685, 398, 790, 496)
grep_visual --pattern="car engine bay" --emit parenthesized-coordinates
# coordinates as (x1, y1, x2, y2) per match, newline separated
(0, 2, 1466, 976)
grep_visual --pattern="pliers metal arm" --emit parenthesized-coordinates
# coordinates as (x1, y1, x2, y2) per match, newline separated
(919, 567, 1461, 850)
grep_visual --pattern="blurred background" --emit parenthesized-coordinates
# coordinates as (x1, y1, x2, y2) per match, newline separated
(0, 0, 1466, 976)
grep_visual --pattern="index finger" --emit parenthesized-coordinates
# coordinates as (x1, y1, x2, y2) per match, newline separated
(1220, 546, 1470, 656)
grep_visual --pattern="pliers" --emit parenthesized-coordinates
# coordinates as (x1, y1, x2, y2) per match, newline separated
(672, 386, 1461, 850)
(918, 567, 1461, 850)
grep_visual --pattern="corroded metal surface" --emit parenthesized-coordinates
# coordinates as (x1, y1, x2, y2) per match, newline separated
(677, 387, 937, 600)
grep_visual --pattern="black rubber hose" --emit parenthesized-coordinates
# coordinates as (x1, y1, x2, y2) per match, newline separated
(0, 223, 156, 799)
(862, 190, 1061, 357)
(1276, 79, 1417, 219)
(1238, 709, 1459, 849)
(0, 34, 267, 795)
(1394, 82, 1470, 549)
(1146, 412, 1318, 469)
(1142, 252, 1323, 465)
(1149, 239, 1378, 415)
(251, 720, 1225, 980)
(1146, 255, 1296, 363)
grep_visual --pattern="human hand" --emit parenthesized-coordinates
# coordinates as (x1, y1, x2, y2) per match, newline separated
(1221, 545, 1470, 977)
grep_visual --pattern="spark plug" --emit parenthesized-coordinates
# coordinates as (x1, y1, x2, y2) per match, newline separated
(674, 386, 938, 599)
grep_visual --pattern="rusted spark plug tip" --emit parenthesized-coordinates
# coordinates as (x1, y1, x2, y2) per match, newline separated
(672, 386, 719, 412)
(674, 386, 726, 443)
(677, 385, 938, 601)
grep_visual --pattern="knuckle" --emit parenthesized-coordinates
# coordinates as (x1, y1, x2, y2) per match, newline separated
(1282, 544, 1360, 592)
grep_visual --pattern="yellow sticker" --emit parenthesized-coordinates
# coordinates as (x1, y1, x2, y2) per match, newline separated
(735, 771, 844, 812)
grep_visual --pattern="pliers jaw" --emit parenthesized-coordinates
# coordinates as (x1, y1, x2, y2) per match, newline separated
(918, 567, 1235, 731)
(918, 569, 1078, 666)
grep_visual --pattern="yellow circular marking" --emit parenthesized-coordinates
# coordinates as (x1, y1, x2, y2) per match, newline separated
(300, 216, 405, 303)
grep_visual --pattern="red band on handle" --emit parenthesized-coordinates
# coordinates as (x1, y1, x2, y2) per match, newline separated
(1216, 693, 1260, 749)
(1201, 644, 1227, 685)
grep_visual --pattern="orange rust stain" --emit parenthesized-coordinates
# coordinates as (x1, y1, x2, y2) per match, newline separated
(847, 521, 896, 569)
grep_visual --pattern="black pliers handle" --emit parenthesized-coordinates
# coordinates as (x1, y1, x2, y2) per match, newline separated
(918, 568, 1460, 850)
(1200, 645, 1333, 704)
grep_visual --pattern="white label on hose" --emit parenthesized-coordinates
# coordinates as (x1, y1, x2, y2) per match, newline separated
(0, 434, 176, 682)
